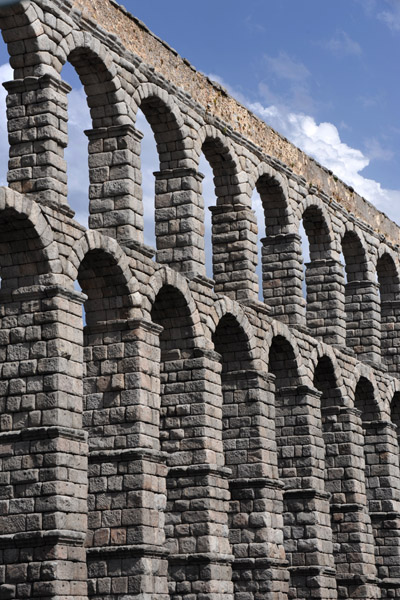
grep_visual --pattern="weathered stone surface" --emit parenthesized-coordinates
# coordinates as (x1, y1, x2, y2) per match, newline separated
(0, 1, 399, 600)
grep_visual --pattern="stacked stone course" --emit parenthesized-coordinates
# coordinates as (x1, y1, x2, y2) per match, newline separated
(0, 1, 400, 599)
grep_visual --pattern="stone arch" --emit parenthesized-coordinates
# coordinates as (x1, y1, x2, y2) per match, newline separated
(386, 378, 400, 420)
(309, 344, 346, 403)
(194, 125, 244, 206)
(251, 163, 304, 325)
(207, 297, 258, 358)
(149, 273, 233, 600)
(267, 334, 302, 389)
(195, 125, 258, 297)
(59, 31, 130, 128)
(0, 188, 61, 287)
(375, 248, 400, 370)
(0, 2, 52, 78)
(211, 300, 287, 600)
(391, 390, 400, 432)
(145, 266, 205, 348)
(195, 124, 243, 199)
(194, 122, 244, 233)
(249, 161, 293, 235)
(264, 320, 307, 385)
(376, 242, 400, 267)
(65, 230, 137, 296)
(132, 82, 188, 169)
(341, 225, 380, 360)
(213, 313, 256, 374)
(376, 246, 400, 299)
(131, 82, 204, 273)
(341, 224, 373, 281)
(353, 371, 382, 421)
(299, 200, 345, 342)
(298, 196, 334, 260)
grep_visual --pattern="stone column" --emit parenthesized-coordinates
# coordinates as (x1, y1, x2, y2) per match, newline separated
(154, 168, 206, 277)
(84, 318, 169, 600)
(86, 125, 144, 244)
(381, 299, 400, 374)
(86, 448, 169, 600)
(167, 464, 233, 600)
(276, 386, 337, 600)
(261, 233, 306, 327)
(224, 372, 289, 600)
(4, 75, 72, 213)
(345, 280, 381, 364)
(363, 420, 400, 597)
(209, 203, 258, 302)
(0, 284, 88, 600)
(161, 349, 233, 600)
(305, 258, 346, 345)
(322, 406, 380, 599)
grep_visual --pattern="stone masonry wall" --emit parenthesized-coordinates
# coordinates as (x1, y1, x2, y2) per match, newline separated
(0, 2, 400, 600)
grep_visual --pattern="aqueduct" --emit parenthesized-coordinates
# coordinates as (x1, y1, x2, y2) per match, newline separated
(0, 1, 400, 599)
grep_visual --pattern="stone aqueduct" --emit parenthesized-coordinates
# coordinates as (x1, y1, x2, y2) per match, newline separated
(1, 1, 400, 599)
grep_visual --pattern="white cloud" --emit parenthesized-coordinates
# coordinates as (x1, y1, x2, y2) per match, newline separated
(252, 103, 369, 178)
(264, 52, 311, 83)
(244, 14, 266, 34)
(324, 30, 362, 57)
(210, 72, 400, 225)
(357, 0, 400, 31)
(261, 52, 315, 113)
(249, 100, 400, 223)
(364, 137, 394, 162)
(378, 0, 400, 30)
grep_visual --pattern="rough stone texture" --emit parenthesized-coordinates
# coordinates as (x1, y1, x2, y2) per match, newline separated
(0, 1, 400, 600)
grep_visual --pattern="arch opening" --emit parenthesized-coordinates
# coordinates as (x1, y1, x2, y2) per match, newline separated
(256, 174, 290, 238)
(78, 248, 132, 327)
(341, 231, 379, 358)
(354, 376, 380, 422)
(78, 248, 143, 598)
(0, 207, 52, 288)
(151, 284, 196, 361)
(137, 107, 159, 250)
(377, 253, 400, 369)
(199, 153, 215, 279)
(391, 392, 400, 432)
(137, 94, 191, 262)
(250, 185, 264, 300)
(212, 312, 253, 377)
(200, 137, 241, 282)
(139, 95, 184, 169)
(268, 335, 300, 390)
(61, 61, 92, 227)
(0, 46, 12, 189)
(314, 355, 340, 410)
(342, 231, 368, 284)
(255, 175, 303, 321)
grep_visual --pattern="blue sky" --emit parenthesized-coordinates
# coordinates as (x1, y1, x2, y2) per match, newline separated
(126, 0, 400, 226)
(129, 0, 400, 189)
(0, 0, 399, 254)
